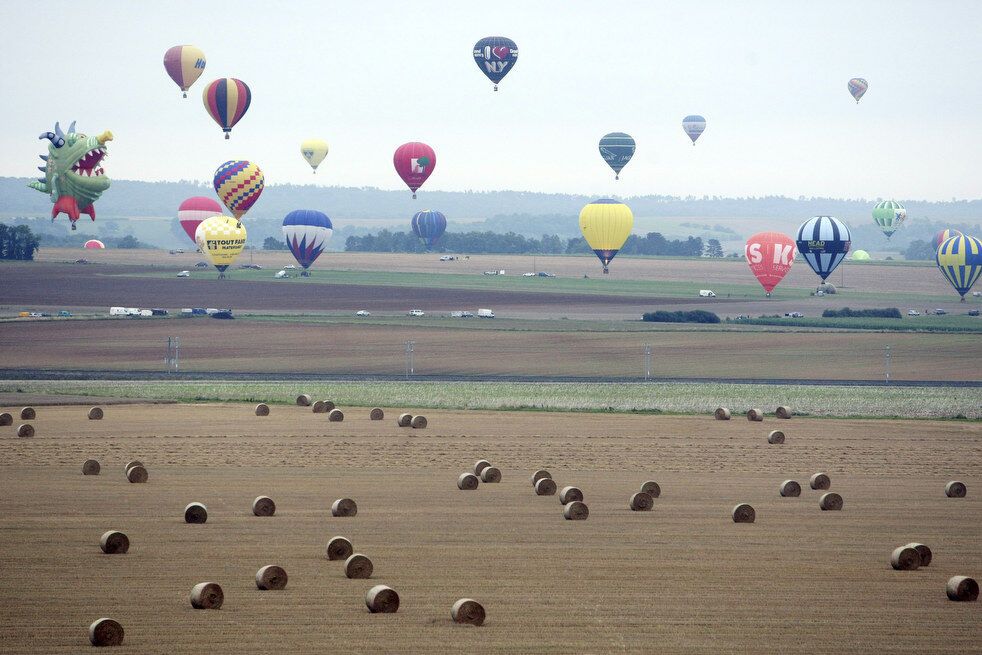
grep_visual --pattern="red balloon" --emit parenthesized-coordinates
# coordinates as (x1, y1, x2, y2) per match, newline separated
(393, 142, 436, 198)
(178, 196, 223, 244)
(745, 231, 796, 294)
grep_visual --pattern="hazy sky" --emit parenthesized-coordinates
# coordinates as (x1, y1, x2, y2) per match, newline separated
(2, 0, 981, 200)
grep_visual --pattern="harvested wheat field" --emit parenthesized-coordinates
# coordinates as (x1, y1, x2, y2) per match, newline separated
(0, 403, 978, 654)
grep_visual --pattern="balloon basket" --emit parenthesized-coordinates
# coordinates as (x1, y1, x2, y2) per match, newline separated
(602, 267, 609, 275)
(494, 85, 498, 92)
(224, 134, 230, 140)
(182, 92, 187, 99)
(71, 224, 77, 231)
(412, 193, 417, 199)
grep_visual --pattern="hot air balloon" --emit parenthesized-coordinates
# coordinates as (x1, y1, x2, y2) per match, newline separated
(852, 249, 871, 261)
(473, 36, 518, 91)
(848, 78, 868, 103)
(935, 228, 964, 250)
(163, 45, 206, 98)
(598, 133, 635, 180)
(393, 142, 436, 199)
(795, 216, 852, 283)
(744, 232, 796, 296)
(202, 78, 251, 139)
(282, 209, 333, 276)
(411, 210, 447, 249)
(682, 115, 706, 145)
(936, 234, 982, 301)
(579, 199, 633, 274)
(194, 215, 247, 279)
(178, 196, 223, 245)
(83, 239, 105, 249)
(300, 139, 329, 173)
(872, 200, 906, 238)
(214, 161, 264, 220)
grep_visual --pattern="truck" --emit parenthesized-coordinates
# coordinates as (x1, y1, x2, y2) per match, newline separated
(699, 290, 717, 298)
(110, 307, 127, 316)
(478, 308, 495, 319)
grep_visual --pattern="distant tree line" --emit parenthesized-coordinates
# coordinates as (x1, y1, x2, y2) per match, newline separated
(642, 310, 721, 324)
(33, 231, 149, 249)
(0, 223, 40, 260)
(903, 239, 938, 261)
(822, 307, 902, 319)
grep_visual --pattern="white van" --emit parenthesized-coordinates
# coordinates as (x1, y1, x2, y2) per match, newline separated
(478, 308, 495, 318)
(699, 290, 717, 298)
(110, 306, 127, 316)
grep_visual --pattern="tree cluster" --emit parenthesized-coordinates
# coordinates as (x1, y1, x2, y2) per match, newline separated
(0, 223, 40, 260)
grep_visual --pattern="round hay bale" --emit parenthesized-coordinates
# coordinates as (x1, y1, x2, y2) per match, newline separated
(558, 486, 583, 504)
(809, 473, 831, 490)
(480, 466, 501, 483)
(640, 481, 661, 498)
(531, 469, 552, 486)
(20, 407, 36, 420)
(746, 408, 763, 422)
(411, 415, 427, 429)
(819, 492, 843, 511)
(905, 542, 932, 567)
(451, 598, 486, 626)
(365, 585, 399, 613)
(331, 498, 357, 517)
(345, 553, 374, 579)
(296, 394, 312, 407)
(252, 496, 275, 517)
(457, 473, 479, 490)
(945, 480, 967, 498)
(326, 536, 353, 561)
(312, 400, 327, 413)
(189, 582, 224, 609)
(328, 409, 344, 422)
(630, 491, 654, 511)
(87, 406, 104, 420)
(397, 413, 413, 427)
(255, 403, 270, 416)
(184, 502, 208, 523)
(776, 405, 792, 419)
(125, 465, 147, 483)
(473, 459, 492, 476)
(0, 412, 11, 426)
(17, 423, 34, 438)
(255, 564, 288, 590)
(100, 530, 129, 554)
(732, 503, 756, 523)
(891, 546, 921, 571)
(563, 500, 589, 520)
(767, 430, 785, 444)
(370, 408, 384, 421)
(124, 460, 144, 473)
(779, 480, 801, 497)
(534, 478, 557, 496)
(946, 576, 979, 602)
(323, 401, 336, 412)
(82, 459, 101, 476)
(714, 407, 731, 420)
(88, 618, 124, 647)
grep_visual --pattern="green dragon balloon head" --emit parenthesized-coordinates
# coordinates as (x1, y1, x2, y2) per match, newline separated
(28, 121, 112, 230)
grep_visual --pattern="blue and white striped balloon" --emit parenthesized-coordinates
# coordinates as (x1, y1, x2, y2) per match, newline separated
(282, 209, 333, 275)
(795, 216, 852, 282)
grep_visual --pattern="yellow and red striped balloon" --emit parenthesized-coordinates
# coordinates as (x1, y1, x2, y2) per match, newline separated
(163, 45, 206, 98)
(202, 78, 251, 139)
(213, 160, 264, 220)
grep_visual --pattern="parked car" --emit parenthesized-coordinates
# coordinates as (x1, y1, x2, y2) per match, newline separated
(195, 261, 209, 268)
(907, 310, 921, 316)
(537, 271, 556, 278)
(523, 272, 536, 277)
(274, 270, 289, 279)
(74, 258, 89, 264)
(58, 310, 72, 317)
(284, 264, 297, 269)
(151, 308, 169, 316)
(478, 308, 495, 318)
(177, 270, 190, 277)
(356, 310, 371, 317)
(211, 310, 234, 319)
(699, 289, 717, 298)
(408, 309, 425, 317)
(968, 309, 980, 316)
(934, 308, 947, 315)
(439, 255, 455, 262)
(784, 312, 804, 318)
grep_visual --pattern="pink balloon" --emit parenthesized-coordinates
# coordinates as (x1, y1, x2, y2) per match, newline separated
(393, 142, 436, 198)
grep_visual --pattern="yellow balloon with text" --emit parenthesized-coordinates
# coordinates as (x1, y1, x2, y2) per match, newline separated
(194, 215, 247, 278)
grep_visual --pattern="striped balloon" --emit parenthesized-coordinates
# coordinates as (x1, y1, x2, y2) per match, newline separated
(282, 209, 333, 274)
(682, 115, 707, 145)
(213, 161, 264, 220)
(848, 78, 868, 103)
(871, 200, 906, 238)
(178, 196, 223, 244)
(202, 78, 251, 139)
(163, 45, 206, 98)
(411, 210, 447, 249)
(598, 133, 635, 179)
(936, 234, 982, 300)
(795, 216, 852, 282)
(934, 228, 963, 250)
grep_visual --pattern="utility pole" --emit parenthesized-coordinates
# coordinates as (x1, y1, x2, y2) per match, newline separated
(405, 340, 415, 379)
(643, 343, 652, 380)
(165, 337, 180, 373)
(884, 345, 891, 384)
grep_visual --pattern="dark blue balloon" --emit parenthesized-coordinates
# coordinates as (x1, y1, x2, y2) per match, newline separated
(282, 209, 333, 274)
(599, 132, 636, 179)
(473, 36, 518, 89)
(411, 210, 447, 249)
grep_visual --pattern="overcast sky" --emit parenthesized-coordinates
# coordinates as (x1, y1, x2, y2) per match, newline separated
(2, 0, 980, 200)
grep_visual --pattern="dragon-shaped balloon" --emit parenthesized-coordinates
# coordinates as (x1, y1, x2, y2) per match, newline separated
(29, 121, 113, 230)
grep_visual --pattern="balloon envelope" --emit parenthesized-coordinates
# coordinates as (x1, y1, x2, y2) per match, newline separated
(411, 210, 447, 248)
(795, 216, 852, 282)
(598, 133, 635, 179)
(682, 115, 706, 144)
(848, 78, 868, 103)
(300, 139, 329, 172)
(178, 196, 223, 244)
(393, 142, 436, 198)
(852, 249, 871, 261)
(83, 239, 105, 249)
(194, 215, 247, 277)
(473, 36, 518, 89)
(214, 161, 264, 220)
(872, 200, 906, 238)
(935, 228, 964, 250)
(163, 45, 206, 97)
(202, 78, 251, 138)
(744, 232, 796, 294)
(579, 199, 634, 273)
(936, 234, 982, 299)
(282, 209, 333, 273)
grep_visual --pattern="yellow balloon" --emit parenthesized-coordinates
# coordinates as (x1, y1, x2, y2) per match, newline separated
(194, 215, 247, 278)
(578, 199, 633, 273)
(300, 139, 329, 172)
